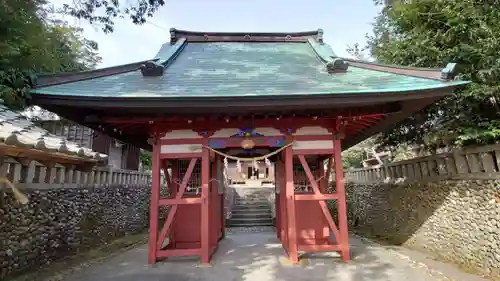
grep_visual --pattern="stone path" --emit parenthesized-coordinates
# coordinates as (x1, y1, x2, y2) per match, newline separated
(61, 231, 490, 281)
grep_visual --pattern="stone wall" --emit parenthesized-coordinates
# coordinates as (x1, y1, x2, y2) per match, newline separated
(0, 183, 151, 279)
(224, 186, 235, 220)
(343, 180, 500, 279)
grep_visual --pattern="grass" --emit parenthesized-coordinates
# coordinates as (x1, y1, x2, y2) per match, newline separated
(7, 232, 148, 281)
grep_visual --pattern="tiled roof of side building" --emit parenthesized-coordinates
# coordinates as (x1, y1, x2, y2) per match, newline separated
(30, 28, 470, 98)
(0, 102, 107, 162)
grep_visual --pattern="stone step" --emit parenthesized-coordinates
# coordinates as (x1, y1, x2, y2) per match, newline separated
(228, 218, 273, 226)
(232, 205, 271, 211)
(234, 203, 270, 208)
(228, 221, 274, 227)
(229, 216, 273, 222)
(231, 209, 271, 215)
(236, 198, 269, 202)
(231, 212, 272, 219)
(236, 195, 267, 200)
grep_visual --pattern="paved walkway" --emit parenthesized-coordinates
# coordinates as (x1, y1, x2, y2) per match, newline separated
(63, 231, 489, 281)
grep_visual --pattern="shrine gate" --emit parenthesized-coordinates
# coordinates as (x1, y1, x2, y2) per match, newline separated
(29, 28, 469, 265)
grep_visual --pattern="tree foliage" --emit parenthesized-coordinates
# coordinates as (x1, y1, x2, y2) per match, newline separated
(358, 0, 500, 149)
(60, 0, 166, 33)
(342, 149, 365, 170)
(0, 0, 101, 109)
(140, 149, 152, 170)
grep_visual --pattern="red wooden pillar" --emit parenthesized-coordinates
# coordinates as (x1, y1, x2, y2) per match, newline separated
(334, 138, 350, 262)
(148, 141, 161, 264)
(279, 156, 288, 249)
(275, 160, 280, 239)
(210, 156, 218, 253)
(285, 145, 299, 263)
(220, 156, 226, 240)
(201, 146, 210, 264)
(315, 159, 328, 240)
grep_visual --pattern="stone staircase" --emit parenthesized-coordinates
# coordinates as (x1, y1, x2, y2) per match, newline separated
(228, 188, 273, 227)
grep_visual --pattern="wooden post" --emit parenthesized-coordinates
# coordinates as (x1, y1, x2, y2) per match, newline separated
(285, 145, 299, 263)
(279, 156, 288, 247)
(201, 146, 210, 263)
(334, 138, 350, 262)
(148, 141, 161, 264)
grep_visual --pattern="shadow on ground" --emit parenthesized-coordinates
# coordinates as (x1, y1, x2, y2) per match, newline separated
(63, 230, 445, 281)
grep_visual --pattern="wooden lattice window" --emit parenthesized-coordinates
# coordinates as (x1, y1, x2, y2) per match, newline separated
(293, 162, 317, 193)
(177, 159, 201, 195)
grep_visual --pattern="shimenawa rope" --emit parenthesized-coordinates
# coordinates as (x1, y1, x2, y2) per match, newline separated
(201, 141, 294, 161)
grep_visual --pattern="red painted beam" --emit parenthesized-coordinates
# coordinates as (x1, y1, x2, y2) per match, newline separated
(148, 142, 161, 264)
(159, 198, 202, 205)
(201, 145, 211, 264)
(284, 144, 299, 263)
(160, 153, 202, 159)
(105, 113, 390, 134)
(293, 149, 334, 155)
(298, 244, 341, 252)
(157, 158, 198, 250)
(160, 135, 334, 145)
(334, 138, 350, 262)
(104, 111, 389, 125)
(295, 194, 339, 201)
(298, 155, 341, 244)
(156, 248, 201, 258)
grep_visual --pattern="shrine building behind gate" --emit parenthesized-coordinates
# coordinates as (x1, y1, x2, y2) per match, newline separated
(28, 28, 470, 265)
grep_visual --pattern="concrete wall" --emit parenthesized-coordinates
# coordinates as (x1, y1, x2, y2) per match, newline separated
(340, 180, 500, 279)
(0, 180, 151, 279)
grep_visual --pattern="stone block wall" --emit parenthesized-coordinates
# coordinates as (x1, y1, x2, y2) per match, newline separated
(0, 183, 151, 279)
(342, 180, 500, 279)
(224, 186, 235, 220)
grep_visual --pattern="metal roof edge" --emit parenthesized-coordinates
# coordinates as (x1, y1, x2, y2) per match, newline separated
(340, 57, 471, 82)
(169, 28, 323, 43)
(307, 38, 336, 63)
(170, 28, 321, 38)
(33, 60, 153, 88)
(157, 38, 187, 68)
(30, 87, 457, 111)
(308, 38, 350, 73)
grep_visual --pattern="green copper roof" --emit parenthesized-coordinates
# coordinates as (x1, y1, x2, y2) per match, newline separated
(31, 34, 469, 98)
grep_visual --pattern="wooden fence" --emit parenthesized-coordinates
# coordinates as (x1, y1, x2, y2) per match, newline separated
(0, 157, 151, 189)
(346, 144, 500, 184)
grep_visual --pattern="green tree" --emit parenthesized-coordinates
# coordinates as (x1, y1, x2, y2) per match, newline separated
(357, 0, 500, 149)
(0, 0, 101, 109)
(342, 149, 365, 170)
(60, 0, 166, 33)
(140, 150, 152, 170)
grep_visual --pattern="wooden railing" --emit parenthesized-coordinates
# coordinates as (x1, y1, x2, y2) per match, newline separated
(0, 157, 151, 189)
(346, 144, 500, 184)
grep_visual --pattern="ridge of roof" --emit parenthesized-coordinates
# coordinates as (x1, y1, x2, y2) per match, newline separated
(340, 58, 461, 81)
(141, 38, 187, 77)
(34, 60, 152, 88)
(169, 28, 324, 43)
(307, 38, 349, 73)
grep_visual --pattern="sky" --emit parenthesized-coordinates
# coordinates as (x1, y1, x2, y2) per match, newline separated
(52, 0, 382, 68)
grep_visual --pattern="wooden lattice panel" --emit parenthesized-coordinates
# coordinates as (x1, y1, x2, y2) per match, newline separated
(293, 161, 317, 193)
(177, 159, 201, 194)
